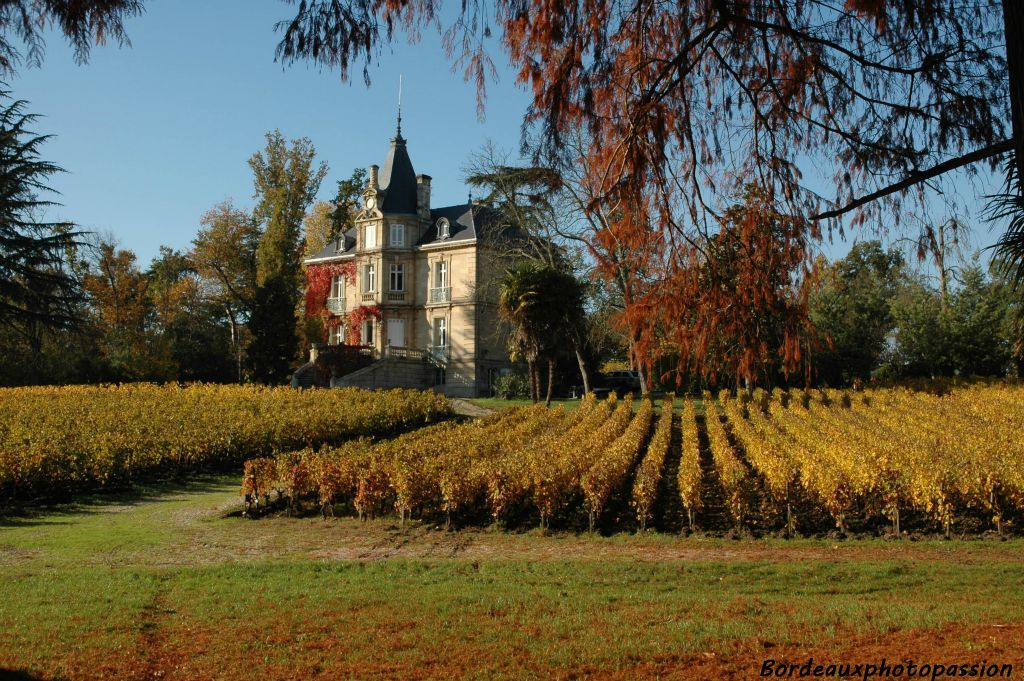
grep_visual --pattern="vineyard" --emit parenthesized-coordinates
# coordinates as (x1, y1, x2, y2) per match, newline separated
(0, 384, 449, 501)
(244, 382, 1024, 537)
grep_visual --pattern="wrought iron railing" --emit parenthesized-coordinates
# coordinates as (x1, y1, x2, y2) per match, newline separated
(326, 297, 345, 314)
(428, 345, 450, 363)
(429, 286, 451, 303)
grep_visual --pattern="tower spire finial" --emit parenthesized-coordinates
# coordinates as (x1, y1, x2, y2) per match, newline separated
(396, 74, 403, 138)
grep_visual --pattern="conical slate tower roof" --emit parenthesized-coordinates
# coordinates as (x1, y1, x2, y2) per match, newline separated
(378, 116, 418, 214)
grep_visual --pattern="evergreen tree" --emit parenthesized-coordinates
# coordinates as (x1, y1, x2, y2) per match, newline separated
(329, 167, 367, 241)
(0, 88, 81, 372)
(884, 261, 1014, 379)
(810, 242, 906, 386)
(248, 275, 298, 384)
(946, 264, 1014, 376)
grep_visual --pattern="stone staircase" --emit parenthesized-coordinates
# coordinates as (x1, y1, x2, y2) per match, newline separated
(292, 345, 441, 391)
(331, 352, 436, 390)
(291, 361, 317, 389)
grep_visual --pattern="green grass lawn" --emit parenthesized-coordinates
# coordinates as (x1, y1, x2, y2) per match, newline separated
(2, 475, 1022, 680)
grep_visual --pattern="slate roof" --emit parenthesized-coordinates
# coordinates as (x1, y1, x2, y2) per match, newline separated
(378, 131, 418, 215)
(304, 227, 356, 262)
(420, 203, 517, 246)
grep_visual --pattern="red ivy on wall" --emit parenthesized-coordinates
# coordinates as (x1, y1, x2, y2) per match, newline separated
(346, 304, 382, 345)
(304, 262, 356, 319)
(305, 263, 381, 346)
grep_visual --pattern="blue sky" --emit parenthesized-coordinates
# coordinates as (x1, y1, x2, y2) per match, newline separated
(15, 0, 530, 265)
(12, 0, 1006, 276)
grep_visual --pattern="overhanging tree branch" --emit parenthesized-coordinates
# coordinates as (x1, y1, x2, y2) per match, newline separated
(812, 139, 1014, 221)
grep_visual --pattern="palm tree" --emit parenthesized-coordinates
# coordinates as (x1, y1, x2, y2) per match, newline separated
(498, 262, 543, 401)
(498, 262, 590, 405)
(987, 159, 1024, 355)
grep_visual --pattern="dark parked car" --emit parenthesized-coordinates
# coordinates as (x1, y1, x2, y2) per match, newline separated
(603, 370, 642, 395)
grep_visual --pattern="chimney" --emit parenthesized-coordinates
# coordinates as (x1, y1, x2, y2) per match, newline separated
(368, 164, 379, 190)
(416, 174, 432, 222)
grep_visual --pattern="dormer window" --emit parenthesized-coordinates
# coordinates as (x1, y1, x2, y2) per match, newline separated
(364, 222, 377, 249)
(436, 217, 450, 240)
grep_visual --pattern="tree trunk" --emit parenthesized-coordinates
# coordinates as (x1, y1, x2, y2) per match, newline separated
(226, 304, 242, 383)
(27, 319, 42, 370)
(1004, 0, 1024, 184)
(936, 225, 949, 311)
(628, 336, 649, 395)
(573, 343, 590, 394)
(527, 358, 538, 402)
(620, 267, 649, 396)
(545, 358, 555, 407)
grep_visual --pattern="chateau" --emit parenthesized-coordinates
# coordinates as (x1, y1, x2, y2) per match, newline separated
(300, 117, 517, 397)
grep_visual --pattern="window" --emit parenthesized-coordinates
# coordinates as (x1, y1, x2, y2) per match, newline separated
(363, 263, 376, 292)
(363, 319, 374, 346)
(390, 223, 405, 247)
(364, 223, 377, 249)
(436, 217, 450, 240)
(328, 324, 344, 345)
(389, 263, 405, 291)
(330, 275, 345, 299)
(433, 317, 448, 347)
(435, 260, 448, 288)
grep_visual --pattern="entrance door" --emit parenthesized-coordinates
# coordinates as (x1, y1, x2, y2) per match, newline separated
(387, 318, 405, 348)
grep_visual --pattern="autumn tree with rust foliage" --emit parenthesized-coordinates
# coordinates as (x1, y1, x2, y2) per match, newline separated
(628, 186, 818, 389)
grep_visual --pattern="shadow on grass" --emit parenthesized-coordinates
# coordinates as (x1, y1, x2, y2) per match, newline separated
(0, 668, 50, 680)
(0, 472, 238, 528)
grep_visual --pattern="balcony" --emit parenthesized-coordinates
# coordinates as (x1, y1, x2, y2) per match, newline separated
(385, 345, 425, 361)
(326, 297, 345, 314)
(428, 345, 450, 363)
(361, 291, 376, 303)
(385, 291, 406, 303)
(429, 286, 451, 304)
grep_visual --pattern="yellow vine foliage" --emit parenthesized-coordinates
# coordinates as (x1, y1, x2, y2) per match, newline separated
(584, 398, 654, 525)
(705, 391, 749, 527)
(233, 382, 1024, 536)
(676, 397, 703, 529)
(0, 384, 449, 499)
(631, 395, 674, 530)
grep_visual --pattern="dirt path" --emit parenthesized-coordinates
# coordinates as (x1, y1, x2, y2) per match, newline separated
(449, 398, 494, 418)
